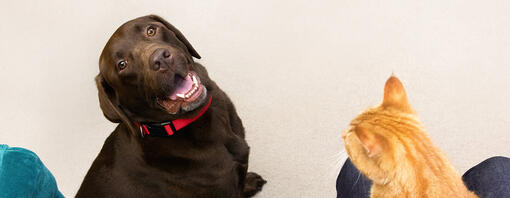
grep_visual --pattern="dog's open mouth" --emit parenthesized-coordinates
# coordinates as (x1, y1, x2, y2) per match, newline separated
(157, 72, 207, 114)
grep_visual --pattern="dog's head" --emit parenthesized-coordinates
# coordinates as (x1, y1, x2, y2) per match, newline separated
(96, 15, 208, 124)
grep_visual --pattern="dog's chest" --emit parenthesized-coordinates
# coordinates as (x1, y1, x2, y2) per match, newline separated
(107, 131, 242, 197)
(107, 156, 241, 197)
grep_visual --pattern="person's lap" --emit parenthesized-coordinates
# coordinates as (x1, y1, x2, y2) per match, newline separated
(336, 158, 372, 198)
(462, 156, 510, 198)
(336, 156, 510, 198)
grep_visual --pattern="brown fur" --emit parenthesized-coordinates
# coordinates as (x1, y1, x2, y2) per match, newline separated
(77, 15, 265, 197)
(342, 76, 477, 198)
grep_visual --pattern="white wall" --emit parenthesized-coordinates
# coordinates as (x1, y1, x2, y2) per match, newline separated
(1, 1, 509, 197)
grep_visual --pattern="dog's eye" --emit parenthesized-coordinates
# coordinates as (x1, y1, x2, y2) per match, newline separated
(117, 60, 127, 70)
(147, 26, 156, 37)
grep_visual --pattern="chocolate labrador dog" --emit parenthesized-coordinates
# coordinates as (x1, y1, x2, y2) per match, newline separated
(76, 15, 265, 198)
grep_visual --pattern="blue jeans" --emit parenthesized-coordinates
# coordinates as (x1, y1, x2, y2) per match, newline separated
(336, 156, 510, 198)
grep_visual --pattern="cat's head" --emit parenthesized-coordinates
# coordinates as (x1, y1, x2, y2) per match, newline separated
(342, 75, 423, 185)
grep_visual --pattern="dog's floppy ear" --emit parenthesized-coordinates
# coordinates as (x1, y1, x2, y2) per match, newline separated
(96, 74, 121, 123)
(149, 15, 201, 59)
(96, 74, 139, 134)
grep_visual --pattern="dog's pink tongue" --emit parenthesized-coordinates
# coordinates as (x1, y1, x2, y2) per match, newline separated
(170, 75, 193, 100)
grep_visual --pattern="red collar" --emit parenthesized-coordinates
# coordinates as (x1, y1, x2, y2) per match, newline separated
(134, 96, 212, 137)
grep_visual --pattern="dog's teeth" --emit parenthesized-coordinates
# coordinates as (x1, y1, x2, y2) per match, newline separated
(192, 75, 198, 84)
(176, 93, 185, 98)
(182, 86, 199, 99)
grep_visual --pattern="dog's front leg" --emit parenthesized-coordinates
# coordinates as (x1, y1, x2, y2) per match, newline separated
(225, 127, 266, 197)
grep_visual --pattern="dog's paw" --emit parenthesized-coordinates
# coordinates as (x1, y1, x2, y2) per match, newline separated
(243, 172, 266, 197)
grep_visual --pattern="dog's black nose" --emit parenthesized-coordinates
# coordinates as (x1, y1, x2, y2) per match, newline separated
(149, 48, 173, 71)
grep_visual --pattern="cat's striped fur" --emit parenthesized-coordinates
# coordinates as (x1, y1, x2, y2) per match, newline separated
(342, 76, 477, 198)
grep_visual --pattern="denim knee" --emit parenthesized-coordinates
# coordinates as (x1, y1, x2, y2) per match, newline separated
(462, 156, 510, 198)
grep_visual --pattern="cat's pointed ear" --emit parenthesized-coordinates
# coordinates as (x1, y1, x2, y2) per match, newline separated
(355, 128, 385, 158)
(382, 75, 412, 112)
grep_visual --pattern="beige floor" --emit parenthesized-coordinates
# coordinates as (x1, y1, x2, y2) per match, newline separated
(1, 1, 510, 197)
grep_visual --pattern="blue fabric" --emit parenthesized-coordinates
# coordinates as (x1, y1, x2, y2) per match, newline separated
(337, 156, 510, 198)
(463, 156, 510, 198)
(336, 158, 372, 198)
(0, 144, 64, 198)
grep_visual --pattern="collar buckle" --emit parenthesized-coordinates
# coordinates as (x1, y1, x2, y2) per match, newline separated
(139, 125, 145, 138)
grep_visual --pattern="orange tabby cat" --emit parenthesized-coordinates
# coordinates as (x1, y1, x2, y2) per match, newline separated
(342, 76, 477, 198)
